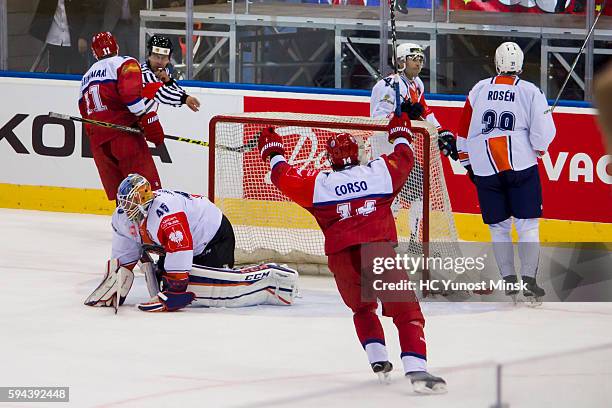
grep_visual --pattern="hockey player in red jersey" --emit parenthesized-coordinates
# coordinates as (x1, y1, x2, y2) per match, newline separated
(78, 31, 165, 201)
(258, 113, 447, 394)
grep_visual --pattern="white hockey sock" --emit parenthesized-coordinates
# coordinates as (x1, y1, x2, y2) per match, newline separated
(489, 219, 515, 278)
(365, 341, 388, 364)
(401, 353, 427, 373)
(516, 218, 540, 278)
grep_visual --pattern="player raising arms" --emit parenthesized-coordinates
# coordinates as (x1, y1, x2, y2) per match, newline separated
(257, 114, 447, 394)
(456, 42, 556, 301)
(78, 32, 165, 202)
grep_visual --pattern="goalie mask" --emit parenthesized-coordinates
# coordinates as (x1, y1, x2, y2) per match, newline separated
(495, 42, 523, 75)
(326, 133, 359, 170)
(395, 43, 426, 72)
(117, 174, 154, 223)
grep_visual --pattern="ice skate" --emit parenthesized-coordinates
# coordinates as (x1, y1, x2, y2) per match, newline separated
(522, 276, 544, 307)
(371, 361, 393, 384)
(503, 275, 519, 304)
(406, 371, 447, 394)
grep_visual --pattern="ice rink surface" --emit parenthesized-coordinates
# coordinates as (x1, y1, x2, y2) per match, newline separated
(1, 208, 611, 408)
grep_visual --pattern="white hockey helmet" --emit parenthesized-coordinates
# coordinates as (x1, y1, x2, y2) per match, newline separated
(395, 43, 426, 70)
(495, 42, 524, 75)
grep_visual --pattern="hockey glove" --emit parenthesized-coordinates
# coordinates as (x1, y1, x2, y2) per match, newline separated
(138, 111, 165, 146)
(437, 130, 459, 161)
(137, 291, 196, 312)
(85, 259, 135, 307)
(400, 100, 425, 120)
(387, 113, 414, 144)
(258, 127, 286, 161)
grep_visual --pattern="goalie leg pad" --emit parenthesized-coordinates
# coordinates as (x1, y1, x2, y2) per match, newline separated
(188, 263, 299, 307)
(85, 259, 134, 307)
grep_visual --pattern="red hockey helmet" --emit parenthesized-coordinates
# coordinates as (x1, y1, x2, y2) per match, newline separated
(326, 133, 359, 169)
(91, 32, 119, 60)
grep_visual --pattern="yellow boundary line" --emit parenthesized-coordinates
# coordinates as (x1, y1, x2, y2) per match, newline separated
(2, 183, 610, 242)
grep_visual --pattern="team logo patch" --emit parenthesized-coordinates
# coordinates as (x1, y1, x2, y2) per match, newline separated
(121, 62, 140, 74)
(159, 213, 193, 252)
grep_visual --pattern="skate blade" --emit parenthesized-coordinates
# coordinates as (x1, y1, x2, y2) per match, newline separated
(412, 380, 447, 394)
(377, 371, 391, 385)
(526, 297, 542, 308)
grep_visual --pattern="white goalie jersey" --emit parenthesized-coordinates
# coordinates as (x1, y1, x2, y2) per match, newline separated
(111, 189, 223, 271)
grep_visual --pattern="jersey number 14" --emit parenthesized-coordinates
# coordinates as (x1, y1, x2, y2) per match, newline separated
(337, 200, 377, 220)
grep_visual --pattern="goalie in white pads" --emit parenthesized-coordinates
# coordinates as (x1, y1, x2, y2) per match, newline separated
(85, 173, 298, 312)
(456, 42, 556, 301)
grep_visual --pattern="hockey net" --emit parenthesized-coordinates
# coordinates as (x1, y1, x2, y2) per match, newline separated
(208, 112, 458, 272)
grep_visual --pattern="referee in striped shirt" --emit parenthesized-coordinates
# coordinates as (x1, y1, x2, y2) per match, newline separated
(141, 35, 200, 113)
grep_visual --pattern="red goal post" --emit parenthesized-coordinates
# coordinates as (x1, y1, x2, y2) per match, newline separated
(208, 112, 458, 275)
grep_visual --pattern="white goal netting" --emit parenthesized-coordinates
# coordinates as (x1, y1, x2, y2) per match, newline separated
(209, 112, 459, 271)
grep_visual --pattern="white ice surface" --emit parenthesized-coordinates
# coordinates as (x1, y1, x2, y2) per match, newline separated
(1, 209, 611, 408)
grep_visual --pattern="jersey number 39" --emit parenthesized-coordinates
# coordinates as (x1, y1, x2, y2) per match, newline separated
(482, 110, 515, 134)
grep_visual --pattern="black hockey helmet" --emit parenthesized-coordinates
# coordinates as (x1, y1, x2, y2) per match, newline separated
(147, 35, 174, 57)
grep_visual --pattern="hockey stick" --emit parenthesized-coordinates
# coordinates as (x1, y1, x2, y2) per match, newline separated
(389, 0, 402, 117)
(48, 112, 258, 153)
(546, 0, 607, 114)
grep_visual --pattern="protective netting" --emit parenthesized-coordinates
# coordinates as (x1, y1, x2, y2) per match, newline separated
(209, 112, 459, 267)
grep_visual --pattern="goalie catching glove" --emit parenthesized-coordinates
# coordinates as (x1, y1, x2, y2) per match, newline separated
(387, 113, 414, 144)
(437, 130, 459, 161)
(258, 127, 286, 161)
(84, 259, 134, 307)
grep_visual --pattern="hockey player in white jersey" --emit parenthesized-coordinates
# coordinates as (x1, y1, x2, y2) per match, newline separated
(370, 42, 458, 160)
(456, 42, 556, 301)
(84, 174, 298, 312)
(370, 43, 458, 250)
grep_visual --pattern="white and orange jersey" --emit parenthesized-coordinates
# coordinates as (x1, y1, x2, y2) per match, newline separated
(269, 138, 414, 255)
(370, 74, 441, 128)
(456, 75, 556, 176)
(111, 189, 223, 272)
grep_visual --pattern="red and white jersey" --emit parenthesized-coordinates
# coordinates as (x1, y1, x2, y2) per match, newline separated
(269, 138, 414, 255)
(370, 74, 441, 128)
(111, 189, 223, 272)
(78, 55, 147, 147)
(456, 75, 556, 176)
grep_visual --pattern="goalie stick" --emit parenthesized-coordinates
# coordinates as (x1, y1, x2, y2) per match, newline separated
(48, 112, 258, 154)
